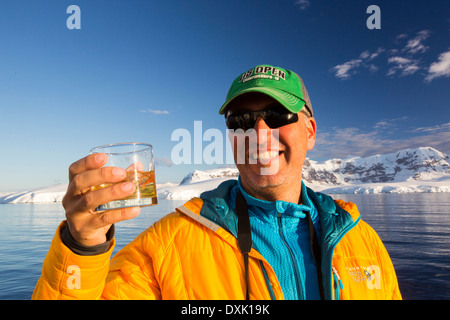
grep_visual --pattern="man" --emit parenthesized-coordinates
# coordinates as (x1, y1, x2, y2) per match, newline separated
(32, 64, 402, 300)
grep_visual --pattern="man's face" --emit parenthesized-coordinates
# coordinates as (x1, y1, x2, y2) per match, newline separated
(226, 93, 316, 201)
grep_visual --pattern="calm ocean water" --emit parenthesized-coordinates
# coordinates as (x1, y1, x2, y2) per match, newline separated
(0, 194, 449, 300)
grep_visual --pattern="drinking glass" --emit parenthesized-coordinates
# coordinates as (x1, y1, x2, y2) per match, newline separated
(90, 142, 158, 211)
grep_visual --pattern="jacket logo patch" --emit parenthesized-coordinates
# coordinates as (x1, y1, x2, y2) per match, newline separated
(346, 264, 381, 289)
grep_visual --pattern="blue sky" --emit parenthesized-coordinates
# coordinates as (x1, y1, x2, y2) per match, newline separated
(0, 0, 449, 191)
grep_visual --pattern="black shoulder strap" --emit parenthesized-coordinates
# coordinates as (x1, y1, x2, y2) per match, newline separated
(236, 190, 252, 300)
(236, 190, 324, 300)
(306, 211, 324, 300)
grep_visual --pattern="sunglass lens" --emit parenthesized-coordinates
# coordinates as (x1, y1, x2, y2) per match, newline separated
(265, 112, 298, 128)
(226, 115, 253, 131)
(226, 107, 298, 130)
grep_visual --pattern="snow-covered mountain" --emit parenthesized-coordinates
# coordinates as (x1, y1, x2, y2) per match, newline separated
(1, 147, 449, 203)
(179, 168, 239, 185)
(0, 184, 68, 204)
(303, 146, 449, 185)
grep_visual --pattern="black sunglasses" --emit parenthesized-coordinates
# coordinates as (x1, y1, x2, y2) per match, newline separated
(225, 103, 299, 131)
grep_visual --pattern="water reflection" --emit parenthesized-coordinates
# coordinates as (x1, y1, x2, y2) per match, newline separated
(334, 193, 450, 299)
(0, 194, 449, 299)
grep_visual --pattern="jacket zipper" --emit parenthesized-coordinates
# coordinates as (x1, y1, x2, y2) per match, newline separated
(259, 260, 276, 300)
(277, 212, 304, 299)
(326, 215, 361, 300)
(332, 266, 344, 300)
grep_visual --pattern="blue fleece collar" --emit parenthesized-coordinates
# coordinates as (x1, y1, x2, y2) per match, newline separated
(233, 176, 316, 220)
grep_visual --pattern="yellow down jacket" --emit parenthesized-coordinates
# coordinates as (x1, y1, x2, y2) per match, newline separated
(32, 181, 402, 300)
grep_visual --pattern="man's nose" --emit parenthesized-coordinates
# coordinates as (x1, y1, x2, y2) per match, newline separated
(254, 116, 270, 130)
(254, 116, 271, 144)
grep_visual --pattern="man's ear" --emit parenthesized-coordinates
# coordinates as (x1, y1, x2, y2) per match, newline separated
(306, 116, 316, 150)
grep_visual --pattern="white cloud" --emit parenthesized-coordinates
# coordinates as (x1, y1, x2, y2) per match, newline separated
(400, 131, 450, 154)
(368, 64, 378, 73)
(395, 33, 409, 43)
(384, 31, 430, 77)
(388, 56, 411, 65)
(374, 116, 409, 130)
(404, 30, 431, 54)
(331, 48, 386, 80)
(331, 30, 437, 80)
(308, 121, 450, 159)
(425, 50, 450, 82)
(359, 51, 370, 60)
(411, 122, 450, 133)
(313, 127, 386, 158)
(369, 47, 385, 60)
(387, 56, 420, 76)
(294, 0, 310, 10)
(331, 59, 363, 80)
(155, 157, 173, 167)
(140, 109, 169, 115)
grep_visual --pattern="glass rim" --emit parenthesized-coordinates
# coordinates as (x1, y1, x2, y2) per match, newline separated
(90, 142, 153, 155)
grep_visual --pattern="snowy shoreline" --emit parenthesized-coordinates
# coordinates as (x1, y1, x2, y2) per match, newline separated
(1, 146, 449, 204)
(1, 176, 449, 204)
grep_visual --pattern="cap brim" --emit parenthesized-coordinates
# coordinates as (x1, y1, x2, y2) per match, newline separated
(219, 87, 306, 115)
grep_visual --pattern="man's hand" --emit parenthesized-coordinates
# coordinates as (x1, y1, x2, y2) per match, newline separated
(62, 153, 141, 246)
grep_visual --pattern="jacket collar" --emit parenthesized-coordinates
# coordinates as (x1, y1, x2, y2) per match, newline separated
(233, 177, 313, 219)
(178, 179, 360, 249)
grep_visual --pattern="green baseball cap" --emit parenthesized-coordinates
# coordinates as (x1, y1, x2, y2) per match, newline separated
(219, 64, 313, 117)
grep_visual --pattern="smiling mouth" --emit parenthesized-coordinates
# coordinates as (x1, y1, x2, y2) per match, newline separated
(249, 150, 281, 161)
